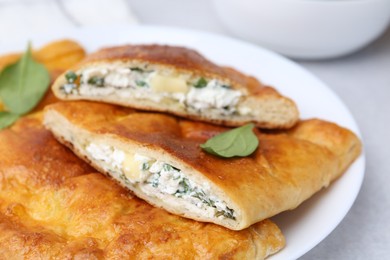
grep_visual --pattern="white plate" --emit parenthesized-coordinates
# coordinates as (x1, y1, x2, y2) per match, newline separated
(0, 25, 365, 259)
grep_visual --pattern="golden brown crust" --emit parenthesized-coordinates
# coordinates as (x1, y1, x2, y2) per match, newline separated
(0, 115, 285, 259)
(83, 45, 230, 80)
(44, 101, 362, 230)
(79, 45, 287, 96)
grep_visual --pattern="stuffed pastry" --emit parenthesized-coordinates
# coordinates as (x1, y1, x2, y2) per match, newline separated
(51, 44, 299, 129)
(44, 101, 362, 231)
(0, 114, 284, 259)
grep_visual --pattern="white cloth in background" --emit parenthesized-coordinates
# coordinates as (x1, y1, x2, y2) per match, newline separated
(0, 0, 138, 46)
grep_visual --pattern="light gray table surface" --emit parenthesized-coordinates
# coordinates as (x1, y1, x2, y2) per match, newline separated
(1, 0, 388, 259)
(129, 0, 390, 259)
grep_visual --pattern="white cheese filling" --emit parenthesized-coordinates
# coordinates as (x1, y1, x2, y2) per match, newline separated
(85, 142, 236, 220)
(186, 80, 241, 114)
(62, 65, 250, 116)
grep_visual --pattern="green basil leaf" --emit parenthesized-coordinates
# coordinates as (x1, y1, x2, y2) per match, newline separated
(200, 123, 259, 158)
(0, 111, 20, 129)
(0, 43, 50, 115)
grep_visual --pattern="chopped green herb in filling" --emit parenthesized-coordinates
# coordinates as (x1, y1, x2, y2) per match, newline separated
(148, 172, 160, 188)
(135, 80, 147, 87)
(65, 71, 78, 83)
(88, 76, 104, 87)
(60, 69, 241, 117)
(130, 67, 144, 72)
(176, 178, 190, 195)
(142, 162, 150, 171)
(194, 77, 208, 88)
(191, 189, 216, 208)
(61, 71, 80, 95)
(119, 173, 131, 185)
(85, 142, 236, 221)
(145, 162, 236, 220)
(215, 209, 235, 219)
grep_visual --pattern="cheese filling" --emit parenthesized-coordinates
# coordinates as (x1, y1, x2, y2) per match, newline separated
(60, 66, 250, 116)
(85, 142, 236, 220)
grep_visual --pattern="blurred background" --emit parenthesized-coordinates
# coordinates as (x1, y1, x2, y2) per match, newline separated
(2, 0, 390, 59)
(1, 0, 390, 259)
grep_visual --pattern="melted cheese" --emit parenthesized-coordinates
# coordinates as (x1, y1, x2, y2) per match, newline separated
(122, 152, 138, 178)
(149, 74, 188, 93)
(85, 143, 153, 183)
(124, 154, 153, 183)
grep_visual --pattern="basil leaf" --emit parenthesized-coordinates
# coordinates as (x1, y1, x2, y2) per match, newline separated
(0, 111, 20, 129)
(200, 123, 259, 158)
(0, 44, 50, 115)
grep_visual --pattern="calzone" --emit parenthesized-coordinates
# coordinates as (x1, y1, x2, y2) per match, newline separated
(51, 44, 299, 129)
(44, 101, 362, 231)
(0, 114, 284, 259)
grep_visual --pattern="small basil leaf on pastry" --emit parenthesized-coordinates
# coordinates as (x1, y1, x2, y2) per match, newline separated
(200, 123, 259, 158)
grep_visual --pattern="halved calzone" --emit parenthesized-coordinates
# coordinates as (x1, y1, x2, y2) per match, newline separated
(0, 114, 284, 259)
(44, 101, 362, 231)
(51, 44, 299, 129)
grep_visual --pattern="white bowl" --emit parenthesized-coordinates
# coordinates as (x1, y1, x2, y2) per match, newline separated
(213, 0, 390, 59)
